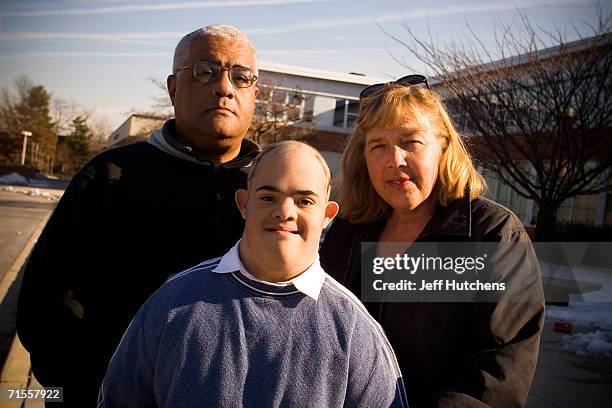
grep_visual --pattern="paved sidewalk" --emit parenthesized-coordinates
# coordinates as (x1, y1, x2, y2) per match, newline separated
(528, 319, 612, 407)
(0, 336, 43, 408)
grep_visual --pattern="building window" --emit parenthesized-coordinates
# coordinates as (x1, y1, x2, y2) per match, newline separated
(558, 195, 599, 225)
(287, 92, 305, 122)
(333, 99, 360, 128)
(346, 100, 359, 128)
(255, 86, 308, 123)
(303, 95, 315, 121)
(482, 169, 528, 222)
(333, 100, 346, 127)
(272, 89, 287, 105)
(604, 188, 612, 226)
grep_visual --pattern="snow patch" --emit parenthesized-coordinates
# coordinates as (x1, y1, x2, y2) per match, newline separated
(0, 172, 29, 185)
(548, 302, 612, 359)
(561, 330, 612, 359)
(0, 185, 60, 201)
(547, 302, 612, 329)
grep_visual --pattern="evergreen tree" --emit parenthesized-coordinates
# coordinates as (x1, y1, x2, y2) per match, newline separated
(63, 116, 92, 174)
(17, 85, 57, 155)
(0, 76, 56, 166)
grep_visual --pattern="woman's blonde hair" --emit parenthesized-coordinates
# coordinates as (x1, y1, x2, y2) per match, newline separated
(340, 83, 486, 223)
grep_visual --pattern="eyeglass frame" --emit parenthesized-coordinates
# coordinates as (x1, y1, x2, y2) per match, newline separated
(174, 60, 258, 89)
(359, 74, 430, 100)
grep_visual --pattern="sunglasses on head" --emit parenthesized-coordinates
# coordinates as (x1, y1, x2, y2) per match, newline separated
(359, 74, 430, 100)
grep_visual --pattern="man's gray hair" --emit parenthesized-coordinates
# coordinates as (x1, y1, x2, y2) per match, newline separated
(172, 25, 257, 74)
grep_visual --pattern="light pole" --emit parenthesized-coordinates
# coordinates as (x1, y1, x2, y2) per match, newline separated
(20, 130, 32, 165)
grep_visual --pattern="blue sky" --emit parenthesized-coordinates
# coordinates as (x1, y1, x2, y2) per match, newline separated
(0, 0, 608, 130)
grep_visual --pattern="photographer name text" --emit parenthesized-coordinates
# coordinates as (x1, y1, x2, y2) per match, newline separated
(372, 279, 506, 291)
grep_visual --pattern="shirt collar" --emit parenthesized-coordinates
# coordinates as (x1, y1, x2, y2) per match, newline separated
(212, 241, 325, 301)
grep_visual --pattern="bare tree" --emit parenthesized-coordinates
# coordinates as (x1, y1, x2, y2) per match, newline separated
(53, 112, 112, 176)
(248, 83, 312, 146)
(88, 116, 112, 153)
(140, 77, 174, 120)
(52, 97, 93, 135)
(384, 10, 612, 240)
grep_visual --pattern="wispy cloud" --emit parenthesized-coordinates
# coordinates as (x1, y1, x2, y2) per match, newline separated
(0, 31, 182, 41)
(260, 47, 403, 56)
(0, 0, 331, 17)
(0, 48, 381, 59)
(0, 0, 591, 43)
(0, 31, 184, 48)
(0, 51, 171, 59)
(246, 0, 592, 35)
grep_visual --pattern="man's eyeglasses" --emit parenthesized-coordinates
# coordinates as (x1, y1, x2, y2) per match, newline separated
(359, 74, 429, 100)
(175, 60, 258, 89)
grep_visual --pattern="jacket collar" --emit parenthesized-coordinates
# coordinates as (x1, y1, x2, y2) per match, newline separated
(341, 186, 473, 240)
(419, 189, 472, 239)
(148, 119, 260, 168)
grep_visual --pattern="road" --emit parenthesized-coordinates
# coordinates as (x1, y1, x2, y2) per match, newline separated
(0, 189, 57, 281)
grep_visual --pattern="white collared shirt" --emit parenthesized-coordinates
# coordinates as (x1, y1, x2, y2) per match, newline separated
(212, 241, 326, 301)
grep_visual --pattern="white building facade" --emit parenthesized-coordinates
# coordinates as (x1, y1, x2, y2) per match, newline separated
(255, 63, 386, 196)
(107, 114, 166, 148)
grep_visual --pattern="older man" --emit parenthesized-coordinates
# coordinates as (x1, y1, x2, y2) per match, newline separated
(17, 25, 260, 407)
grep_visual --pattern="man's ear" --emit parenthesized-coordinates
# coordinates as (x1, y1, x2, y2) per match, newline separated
(167, 75, 177, 106)
(323, 201, 339, 229)
(235, 189, 248, 220)
(254, 85, 259, 98)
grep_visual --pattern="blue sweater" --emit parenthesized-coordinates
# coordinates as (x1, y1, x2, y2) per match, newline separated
(98, 258, 408, 408)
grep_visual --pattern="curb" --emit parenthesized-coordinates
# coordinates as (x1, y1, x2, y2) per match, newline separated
(0, 212, 51, 304)
(0, 212, 51, 408)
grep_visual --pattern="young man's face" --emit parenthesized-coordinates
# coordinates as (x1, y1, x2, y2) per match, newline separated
(236, 148, 339, 280)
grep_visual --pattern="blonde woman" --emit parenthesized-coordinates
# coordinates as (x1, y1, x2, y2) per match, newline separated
(320, 76, 544, 407)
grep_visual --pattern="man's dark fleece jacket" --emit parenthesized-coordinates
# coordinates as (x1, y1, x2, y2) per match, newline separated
(16, 120, 259, 407)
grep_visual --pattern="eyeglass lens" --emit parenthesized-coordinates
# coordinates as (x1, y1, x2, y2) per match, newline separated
(193, 61, 256, 88)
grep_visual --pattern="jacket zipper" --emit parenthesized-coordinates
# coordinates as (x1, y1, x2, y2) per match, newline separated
(212, 166, 224, 244)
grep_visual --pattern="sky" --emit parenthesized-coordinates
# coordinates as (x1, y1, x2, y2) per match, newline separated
(0, 0, 609, 132)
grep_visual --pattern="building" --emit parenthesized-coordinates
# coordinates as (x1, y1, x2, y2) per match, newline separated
(255, 62, 386, 194)
(438, 34, 612, 229)
(106, 114, 166, 148)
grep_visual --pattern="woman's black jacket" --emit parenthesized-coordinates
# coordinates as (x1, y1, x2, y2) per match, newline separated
(320, 195, 545, 408)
